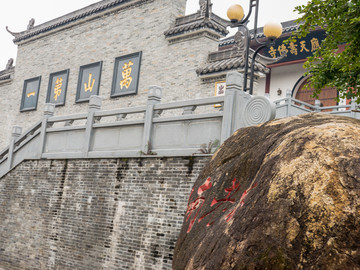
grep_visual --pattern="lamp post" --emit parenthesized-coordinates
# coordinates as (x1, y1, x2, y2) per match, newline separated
(226, 0, 283, 95)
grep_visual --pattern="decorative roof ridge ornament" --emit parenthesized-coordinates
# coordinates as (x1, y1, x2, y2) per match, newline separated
(6, 58, 14, 70)
(5, 26, 22, 38)
(8, 0, 155, 44)
(6, 18, 35, 38)
(164, 0, 228, 42)
(199, 0, 212, 18)
(27, 18, 35, 30)
(231, 31, 246, 59)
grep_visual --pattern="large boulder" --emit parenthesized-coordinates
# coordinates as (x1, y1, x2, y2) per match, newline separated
(173, 113, 360, 269)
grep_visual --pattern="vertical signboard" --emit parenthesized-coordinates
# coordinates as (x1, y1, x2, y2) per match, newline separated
(20, 76, 41, 112)
(76, 61, 102, 103)
(111, 52, 142, 97)
(214, 81, 226, 107)
(46, 69, 69, 106)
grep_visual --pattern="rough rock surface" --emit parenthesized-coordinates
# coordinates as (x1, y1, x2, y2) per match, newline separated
(173, 113, 360, 270)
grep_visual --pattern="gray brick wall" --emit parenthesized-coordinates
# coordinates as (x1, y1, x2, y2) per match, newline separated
(0, 156, 209, 269)
(0, 0, 219, 148)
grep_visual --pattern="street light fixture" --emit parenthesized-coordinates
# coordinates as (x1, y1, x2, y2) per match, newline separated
(226, 0, 283, 95)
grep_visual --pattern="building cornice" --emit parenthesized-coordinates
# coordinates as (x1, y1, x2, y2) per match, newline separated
(7, 0, 154, 45)
(0, 67, 15, 85)
(164, 11, 228, 42)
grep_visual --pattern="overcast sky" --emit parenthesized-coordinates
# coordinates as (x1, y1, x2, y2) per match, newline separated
(0, 0, 308, 69)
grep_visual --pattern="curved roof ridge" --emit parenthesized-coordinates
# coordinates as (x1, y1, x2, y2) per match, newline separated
(9, 0, 152, 43)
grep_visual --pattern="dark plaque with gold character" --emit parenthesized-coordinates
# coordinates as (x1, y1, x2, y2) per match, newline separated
(76, 61, 102, 103)
(46, 69, 69, 106)
(111, 52, 142, 98)
(20, 76, 41, 112)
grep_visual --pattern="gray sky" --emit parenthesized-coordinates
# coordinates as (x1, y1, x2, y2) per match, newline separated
(0, 0, 307, 69)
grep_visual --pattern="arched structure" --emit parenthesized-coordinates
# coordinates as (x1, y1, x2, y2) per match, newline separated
(292, 75, 338, 106)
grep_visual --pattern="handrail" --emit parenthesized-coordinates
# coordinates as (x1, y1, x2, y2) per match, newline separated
(14, 120, 42, 146)
(13, 129, 41, 153)
(0, 90, 230, 179)
(0, 147, 9, 164)
(48, 113, 88, 123)
(274, 93, 360, 118)
(94, 106, 147, 118)
(155, 96, 224, 111)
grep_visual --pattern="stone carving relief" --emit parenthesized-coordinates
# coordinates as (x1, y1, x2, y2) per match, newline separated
(27, 18, 35, 30)
(199, 0, 212, 17)
(232, 31, 246, 58)
(6, 58, 14, 70)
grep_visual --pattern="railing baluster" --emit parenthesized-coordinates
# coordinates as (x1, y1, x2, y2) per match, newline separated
(83, 96, 102, 158)
(182, 106, 197, 115)
(7, 126, 22, 171)
(142, 86, 162, 154)
(40, 104, 55, 158)
(116, 113, 127, 121)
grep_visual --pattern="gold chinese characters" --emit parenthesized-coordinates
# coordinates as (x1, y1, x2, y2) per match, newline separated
(54, 77, 63, 101)
(27, 91, 36, 98)
(120, 61, 134, 89)
(84, 73, 95, 92)
(268, 37, 321, 58)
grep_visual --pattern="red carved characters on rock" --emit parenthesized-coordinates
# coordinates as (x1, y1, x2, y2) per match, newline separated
(185, 177, 258, 233)
(185, 177, 212, 233)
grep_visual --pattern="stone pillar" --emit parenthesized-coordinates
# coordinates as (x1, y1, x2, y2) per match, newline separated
(83, 96, 102, 158)
(314, 99, 321, 112)
(7, 126, 22, 171)
(141, 86, 162, 154)
(286, 90, 292, 117)
(221, 72, 243, 143)
(39, 103, 55, 158)
(350, 98, 357, 118)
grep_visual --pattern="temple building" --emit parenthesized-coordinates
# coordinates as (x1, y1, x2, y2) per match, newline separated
(0, 0, 331, 148)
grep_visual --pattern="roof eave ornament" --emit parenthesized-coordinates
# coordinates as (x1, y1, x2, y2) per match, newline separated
(6, 58, 14, 70)
(6, 18, 35, 39)
(232, 31, 246, 58)
(5, 26, 21, 38)
(27, 18, 35, 30)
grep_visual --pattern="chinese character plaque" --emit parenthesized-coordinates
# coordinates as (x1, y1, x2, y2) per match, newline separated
(46, 69, 69, 106)
(111, 52, 142, 98)
(76, 61, 103, 103)
(20, 76, 41, 112)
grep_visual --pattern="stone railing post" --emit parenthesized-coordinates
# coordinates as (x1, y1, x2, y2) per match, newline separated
(286, 90, 292, 117)
(221, 72, 243, 143)
(141, 86, 162, 154)
(83, 96, 102, 158)
(314, 99, 321, 112)
(39, 103, 55, 158)
(350, 98, 356, 118)
(7, 126, 22, 171)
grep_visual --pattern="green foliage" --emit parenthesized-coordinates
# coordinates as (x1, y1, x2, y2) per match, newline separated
(197, 139, 220, 154)
(293, 0, 360, 101)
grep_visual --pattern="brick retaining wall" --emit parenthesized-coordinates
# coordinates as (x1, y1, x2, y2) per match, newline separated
(0, 157, 209, 269)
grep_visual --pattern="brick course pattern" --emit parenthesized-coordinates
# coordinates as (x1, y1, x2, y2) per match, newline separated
(0, 157, 209, 269)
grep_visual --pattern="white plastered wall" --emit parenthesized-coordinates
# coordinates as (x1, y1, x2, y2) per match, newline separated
(267, 63, 306, 101)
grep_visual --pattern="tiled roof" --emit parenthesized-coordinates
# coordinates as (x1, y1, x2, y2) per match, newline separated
(0, 67, 15, 82)
(196, 55, 245, 75)
(196, 49, 267, 76)
(219, 20, 302, 47)
(164, 18, 228, 37)
(164, 12, 228, 39)
(8, 0, 153, 43)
